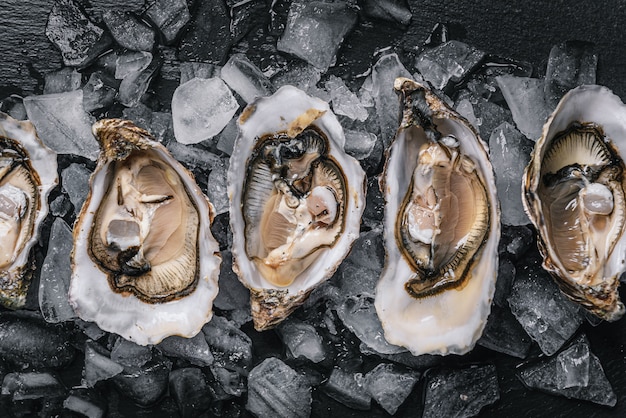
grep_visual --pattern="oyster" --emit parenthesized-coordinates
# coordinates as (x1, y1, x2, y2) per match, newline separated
(0, 112, 58, 309)
(523, 85, 626, 321)
(69, 119, 221, 345)
(228, 86, 366, 331)
(375, 78, 500, 356)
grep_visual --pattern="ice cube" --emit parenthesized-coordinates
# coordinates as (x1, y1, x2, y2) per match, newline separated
(61, 163, 92, 216)
(277, 1, 357, 72)
(556, 339, 590, 389)
(102, 11, 155, 52)
(323, 367, 371, 410)
(158, 332, 214, 367)
(38, 218, 76, 323)
(44, 68, 82, 94)
(23, 90, 99, 160)
(1, 372, 65, 401)
(110, 337, 152, 368)
(477, 305, 533, 358)
(221, 53, 275, 103)
(344, 129, 377, 161)
(325, 76, 368, 122)
(361, 0, 412, 25)
(82, 72, 117, 112)
(63, 388, 107, 418)
(202, 315, 252, 373)
(415, 41, 485, 90)
(118, 53, 161, 108)
(544, 41, 597, 108)
(210, 365, 246, 397)
(145, 0, 190, 44)
(111, 355, 172, 406)
(272, 62, 322, 92)
(277, 318, 326, 363)
(115, 52, 152, 80)
(365, 363, 419, 415)
(83, 340, 124, 387)
(206, 156, 230, 215)
(246, 357, 312, 418)
(171, 77, 239, 144)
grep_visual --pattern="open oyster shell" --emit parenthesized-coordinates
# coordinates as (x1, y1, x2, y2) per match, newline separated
(523, 85, 626, 321)
(228, 86, 366, 331)
(69, 119, 221, 345)
(0, 112, 58, 309)
(375, 78, 500, 356)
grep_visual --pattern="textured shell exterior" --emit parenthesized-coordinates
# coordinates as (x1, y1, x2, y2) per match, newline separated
(523, 85, 626, 321)
(69, 119, 221, 346)
(228, 86, 366, 330)
(375, 78, 500, 356)
(0, 112, 58, 308)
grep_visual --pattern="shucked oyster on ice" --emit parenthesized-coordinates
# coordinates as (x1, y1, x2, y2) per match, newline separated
(523, 85, 626, 321)
(69, 119, 221, 345)
(228, 86, 366, 331)
(0, 112, 58, 309)
(375, 78, 500, 356)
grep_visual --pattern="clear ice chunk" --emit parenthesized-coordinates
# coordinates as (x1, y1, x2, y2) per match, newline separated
(544, 41, 597, 109)
(39, 218, 76, 323)
(111, 356, 172, 406)
(488, 122, 533, 225)
(118, 53, 160, 108)
(115, 51, 152, 80)
(277, 318, 326, 363)
(477, 305, 532, 358)
(102, 11, 155, 52)
(63, 388, 107, 418)
(455, 98, 481, 129)
(202, 315, 252, 373)
(206, 156, 230, 216)
(158, 332, 214, 367)
(83, 340, 124, 388)
(344, 129, 377, 161)
(44, 68, 82, 94)
(325, 76, 368, 122)
(323, 367, 371, 410)
(110, 337, 152, 368)
(246, 357, 312, 418)
(277, 1, 357, 72)
(210, 365, 246, 397)
(145, 0, 190, 44)
(508, 253, 584, 356)
(518, 334, 617, 406)
(365, 363, 419, 415)
(82, 72, 117, 112)
(171, 77, 239, 144)
(221, 53, 275, 103)
(415, 40, 485, 90)
(23, 90, 99, 160)
(361, 0, 412, 25)
(496, 75, 550, 141)
(1, 372, 65, 401)
(272, 62, 322, 92)
(61, 163, 92, 216)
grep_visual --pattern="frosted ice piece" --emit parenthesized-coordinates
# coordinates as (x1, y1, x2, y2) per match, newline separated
(455, 98, 481, 129)
(110, 337, 152, 368)
(344, 129, 377, 160)
(115, 51, 152, 80)
(477, 305, 532, 358)
(1, 372, 65, 401)
(365, 363, 419, 415)
(118, 54, 160, 108)
(23, 90, 99, 160)
(272, 62, 322, 92)
(102, 11, 155, 52)
(61, 163, 92, 216)
(202, 315, 252, 373)
(416, 41, 485, 90)
(158, 333, 214, 367)
(210, 365, 245, 396)
(166, 140, 223, 169)
(44, 68, 81, 94)
(556, 341, 590, 389)
(111, 356, 172, 406)
(83, 340, 124, 388)
(362, 0, 412, 25)
(172, 77, 239, 144)
(247, 357, 312, 418)
(145, 0, 190, 44)
(63, 388, 107, 418)
(206, 157, 230, 216)
(544, 41, 597, 108)
(278, 318, 326, 363)
(325, 76, 368, 122)
(496, 75, 550, 141)
(323, 367, 371, 410)
(82, 72, 117, 112)
(488, 122, 533, 225)
(221, 53, 275, 103)
(277, 1, 357, 72)
(39, 218, 76, 323)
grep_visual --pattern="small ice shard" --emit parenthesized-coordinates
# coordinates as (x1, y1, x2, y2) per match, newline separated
(1, 372, 65, 401)
(277, 318, 326, 363)
(336, 294, 406, 355)
(544, 41, 597, 108)
(277, 1, 357, 72)
(83, 340, 124, 387)
(44, 68, 82, 94)
(177, 0, 232, 64)
(323, 367, 371, 410)
(325, 76, 368, 122)
(343, 129, 377, 161)
(63, 388, 107, 418)
(210, 365, 246, 397)
(172, 77, 239, 144)
(46, 0, 111, 67)
(202, 315, 252, 373)
(158, 333, 214, 367)
(118, 53, 161, 108)
(206, 156, 230, 216)
(61, 163, 92, 216)
(82, 72, 117, 112)
(221, 53, 275, 103)
(416, 41, 485, 90)
(115, 51, 153, 80)
(145, 0, 190, 44)
(215, 116, 239, 156)
(488, 122, 533, 225)
(361, 0, 412, 25)
(508, 253, 584, 356)
(472, 99, 514, 142)
(422, 364, 500, 418)
(496, 75, 551, 141)
(477, 305, 533, 359)
(365, 363, 419, 415)
(455, 98, 480, 129)
(102, 11, 155, 52)
(169, 368, 212, 417)
(246, 357, 312, 418)
(517, 334, 617, 406)
(337, 229, 385, 297)
(110, 337, 152, 368)
(23, 90, 99, 160)
(39, 218, 76, 324)
(111, 356, 172, 406)
(180, 62, 221, 84)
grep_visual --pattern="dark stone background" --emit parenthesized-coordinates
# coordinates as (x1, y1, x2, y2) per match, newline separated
(1, 1, 625, 417)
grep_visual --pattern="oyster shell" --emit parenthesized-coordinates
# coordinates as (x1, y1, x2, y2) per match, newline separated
(69, 119, 221, 345)
(375, 78, 500, 356)
(523, 85, 626, 321)
(228, 86, 366, 331)
(0, 112, 58, 309)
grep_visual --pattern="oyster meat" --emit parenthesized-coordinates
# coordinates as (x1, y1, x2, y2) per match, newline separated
(0, 112, 58, 309)
(228, 86, 366, 331)
(69, 119, 221, 345)
(523, 85, 626, 321)
(375, 78, 500, 356)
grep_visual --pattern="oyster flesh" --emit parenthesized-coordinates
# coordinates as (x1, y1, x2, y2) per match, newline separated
(523, 85, 626, 321)
(69, 119, 221, 345)
(375, 78, 500, 356)
(228, 86, 366, 331)
(0, 112, 58, 309)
